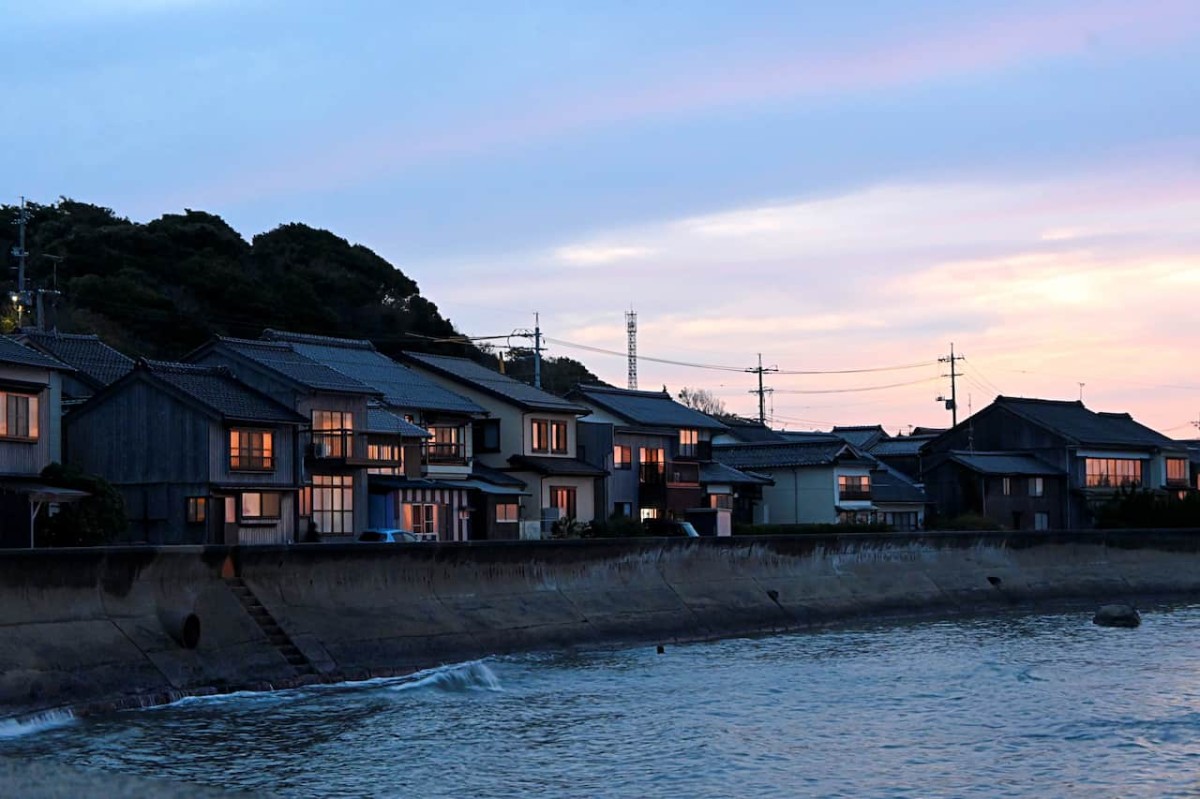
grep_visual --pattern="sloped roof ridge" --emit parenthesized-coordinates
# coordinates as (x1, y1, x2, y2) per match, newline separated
(262, 329, 376, 351)
(23, 330, 103, 341)
(575, 383, 670, 398)
(140, 358, 231, 377)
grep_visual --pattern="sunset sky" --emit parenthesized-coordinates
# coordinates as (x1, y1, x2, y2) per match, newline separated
(6, 0, 1199, 434)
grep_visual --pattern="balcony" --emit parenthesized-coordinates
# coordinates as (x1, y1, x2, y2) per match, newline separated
(423, 440, 469, 467)
(674, 440, 713, 461)
(838, 488, 872, 502)
(304, 429, 405, 469)
(639, 460, 700, 487)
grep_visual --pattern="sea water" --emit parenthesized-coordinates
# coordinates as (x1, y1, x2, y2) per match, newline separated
(3, 604, 1199, 798)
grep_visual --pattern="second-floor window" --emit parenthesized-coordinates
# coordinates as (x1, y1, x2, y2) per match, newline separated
(639, 447, 665, 483)
(1029, 477, 1044, 497)
(427, 425, 465, 462)
(367, 438, 403, 475)
(531, 419, 569, 454)
(678, 428, 698, 458)
(614, 445, 631, 469)
(230, 429, 274, 471)
(312, 410, 353, 457)
(1085, 458, 1143, 488)
(1167, 458, 1189, 486)
(838, 475, 871, 501)
(0, 392, 39, 440)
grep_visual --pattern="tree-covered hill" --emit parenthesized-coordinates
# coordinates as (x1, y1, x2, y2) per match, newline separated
(1, 199, 600, 390)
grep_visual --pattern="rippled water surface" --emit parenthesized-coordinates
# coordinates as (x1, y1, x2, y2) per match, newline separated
(5, 605, 1200, 798)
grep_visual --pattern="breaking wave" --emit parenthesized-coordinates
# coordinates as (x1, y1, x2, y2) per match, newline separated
(0, 709, 76, 739)
(391, 660, 502, 693)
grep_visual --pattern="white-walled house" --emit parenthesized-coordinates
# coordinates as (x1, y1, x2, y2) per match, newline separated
(403, 353, 603, 538)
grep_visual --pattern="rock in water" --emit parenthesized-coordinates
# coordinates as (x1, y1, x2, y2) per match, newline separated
(1093, 604, 1141, 628)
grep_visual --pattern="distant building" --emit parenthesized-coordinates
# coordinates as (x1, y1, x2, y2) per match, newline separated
(0, 336, 82, 546)
(403, 352, 603, 538)
(921, 396, 1190, 529)
(569, 385, 768, 532)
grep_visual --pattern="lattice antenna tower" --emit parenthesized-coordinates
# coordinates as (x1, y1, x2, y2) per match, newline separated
(626, 309, 638, 390)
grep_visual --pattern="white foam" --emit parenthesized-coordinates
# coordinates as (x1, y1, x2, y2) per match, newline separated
(391, 660, 502, 693)
(0, 708, 76, 739)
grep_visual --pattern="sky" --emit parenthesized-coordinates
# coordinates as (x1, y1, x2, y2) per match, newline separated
(5, 0, 1200, 434)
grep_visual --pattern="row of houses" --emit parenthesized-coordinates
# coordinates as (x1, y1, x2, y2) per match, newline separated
(1, 328, 1195, 545)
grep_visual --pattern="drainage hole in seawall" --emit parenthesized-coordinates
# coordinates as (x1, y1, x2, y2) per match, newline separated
(987, 576, 1002, 587)
(766, 589, 780, 602)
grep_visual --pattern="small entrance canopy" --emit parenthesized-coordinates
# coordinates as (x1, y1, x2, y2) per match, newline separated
(0, 482, 90, 548)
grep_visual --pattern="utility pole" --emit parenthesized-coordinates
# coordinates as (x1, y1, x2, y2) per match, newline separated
(937, 342, 964, 426)
(625, 309, 638, 390)
(533, 312, 542, 390)
(746, 354, 778, 425)
(11, 198, 32, 326)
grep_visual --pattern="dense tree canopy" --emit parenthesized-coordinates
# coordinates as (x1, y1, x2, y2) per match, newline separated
(0, 200, 600, 395)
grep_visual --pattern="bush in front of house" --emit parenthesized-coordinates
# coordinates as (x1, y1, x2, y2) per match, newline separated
(35, 463, 128, 547)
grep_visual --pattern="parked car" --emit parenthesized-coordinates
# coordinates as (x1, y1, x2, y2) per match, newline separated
(643, 519, 701, 538)
(358, 528, 421, 543)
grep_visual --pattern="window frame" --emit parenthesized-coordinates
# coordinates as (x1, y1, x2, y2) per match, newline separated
(613, 445, 631, 470)
(1029, 477, 1044, 497)
(549, 485, 577, 520)
(229, 428, 275, 472)
(0, 391, 39, 440)
(837, 474, 871, 501)
(678, 428, 699, 458)
(531, 419, 550, 453)
(550, 421, 569, 454)
(496, 502, 519, 523)
(185, 497, 207, 524)
(1166, 458, 1189, 486)
(311, 474, 354, 534)
(240, 491, 282, 522)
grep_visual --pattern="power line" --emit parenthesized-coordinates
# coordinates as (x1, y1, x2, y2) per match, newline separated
(772, 376, 941, 394)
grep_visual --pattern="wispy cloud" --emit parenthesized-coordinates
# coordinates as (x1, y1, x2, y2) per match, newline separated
(182, 0, 1200, 207)
(423, 156, 1200, 431)
(554, 245, 656, 266)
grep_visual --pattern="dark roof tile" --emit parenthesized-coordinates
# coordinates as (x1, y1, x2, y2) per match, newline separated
(20, 331, 131, 389)
(140, 360, 303, 424)
(405, 352, 587, 413)
(215, 337, 376, 395)
(995, 396, 1177, 449)
(714, 440, 865, 469)
(569, 384, 728, 430)
(0, 335, 71, 372)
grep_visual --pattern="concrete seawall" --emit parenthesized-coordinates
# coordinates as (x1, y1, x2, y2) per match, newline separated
(2, 531, 1198, 719)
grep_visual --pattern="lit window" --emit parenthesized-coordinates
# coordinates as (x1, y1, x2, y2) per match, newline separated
(709, 494, 733, 510)
(241, 492, 281, 520)
(496, 503, 519, 523)
(1029, 477, 1044, 497)
(549, 486, 577, 520)
(551, 421, 568, 454)
(404, 503, 439, 536)
(614, 445, 631, 470)
(1167, 458, 1188, 486)
(230, 429, 274, 471)
(427, 426, 464, 462)
(678, 429, 698, 458)
(838, 475, 871, 501)
(312, 475, 354, 533)
(312, 410, 353, 457)
(531, 419, 549, 453)
(1002, 477, 1011, 496)
(0, 392, 39, 440)
(1085, 458, 1143, 488)
(367, 438, 403, 475)
(186, 497, 207, 523)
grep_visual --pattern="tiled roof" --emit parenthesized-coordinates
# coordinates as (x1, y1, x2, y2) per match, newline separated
(404, 352, 586, 413)
(870, 463, 927, 504)
(947, 452, 1063, 476)
(697, 460, 773, 486)
(994, 396, 1178, 449)
(21, 331, 132, 389)
(366, 405, 431, 437)
(261, 330, 484, 415)
(715, 417, 787, 443)
(778, 431, 844, 443)
(714, 440, 864, 469)
(0, 335, 71, 372)
(140, 360, 303, 424)
(507, 454, 608, 477)
(832, 425, 887, 449)
(214, 337, 375, 395)
(472, 461, 528, 488)
(569, 384, 728, 430)
(870, 435, 938, 457)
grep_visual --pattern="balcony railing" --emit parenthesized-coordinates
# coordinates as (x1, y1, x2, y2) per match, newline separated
(838, 488, 872, 502)
(304, 429, 405, 467)
(675, 441, 713, 461)
(639, 460, 700, 486)
(423, 441, 469, 466)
